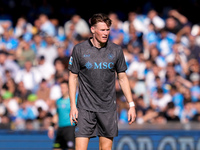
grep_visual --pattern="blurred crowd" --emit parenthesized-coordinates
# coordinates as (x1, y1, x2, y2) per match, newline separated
(0, 8, 200, 131)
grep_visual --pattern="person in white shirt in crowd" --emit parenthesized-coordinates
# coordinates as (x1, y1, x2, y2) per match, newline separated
(36, 55, 55, 83)
(126, 52, 146, 80)
(123, 11, 146, 34)
(150, 88, 172, 112)
(0, 51, 20, 84)
(144, 9, 165, 31)
(37, 35, 58, 65)
(38, 13, 56, 37)
(15, 61, 42, 93)
(13, 17, 27, 38)
(13, 17, 33, 40)
(64, 14, 90, 39)
(145, 62, 166, 98)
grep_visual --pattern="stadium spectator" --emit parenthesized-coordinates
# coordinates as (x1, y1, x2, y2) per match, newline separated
(0, 95, 10, 129)
(169, 84, 184, 118)
(38, 13, 56, 37)
(15, 61, 42, 93)
(30, 33, 47, 54)
(37, 35, 58, 65)
(2, 77, 16, 95)
(14, 81, 32, 103)
(150, 88, 172, 112)
(54, 43, 70, 69)
(16, 39, 35, 68)
(144, 9, 165, 30)
(0, 30, 19, 55)
(2, 91, 19, 123)
(189, 73, 200, 102)
(181, 100, 197, 123)
(64, 14, 90, 39)
(36, 55, 55, 82)
(165, 9, 189, 35)
(122, 11, 146, 34)
(192, 100, 200, 122)
(36, 79, 50, 102)
(164, 102, 180, 122)
(0, 51, 20, 83)
(109, 13, 124, 46)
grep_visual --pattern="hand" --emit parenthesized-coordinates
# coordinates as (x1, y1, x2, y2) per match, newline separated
(168, 10, 179, 17)
(128, 107, 136, 125)
(48, 127, 54, 139)
(70, 107, 78, 125)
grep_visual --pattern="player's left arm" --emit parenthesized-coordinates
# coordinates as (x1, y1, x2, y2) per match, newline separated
(117, 72, 136, 125)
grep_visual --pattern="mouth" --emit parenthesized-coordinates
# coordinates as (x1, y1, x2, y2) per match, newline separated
(102, 36, 108, 40)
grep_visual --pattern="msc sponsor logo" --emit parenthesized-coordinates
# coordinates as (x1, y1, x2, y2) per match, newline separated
(85, 62, 114, 69)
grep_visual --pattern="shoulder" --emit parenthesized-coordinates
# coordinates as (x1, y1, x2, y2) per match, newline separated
(107, 41, 122, 50)
(56, 97, 62, 103)
(73, 40, 90, 51)
(75, 40, 89, 47)
(107, 41, 123, 57)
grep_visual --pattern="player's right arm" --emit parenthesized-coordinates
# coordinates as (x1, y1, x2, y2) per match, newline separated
(69, 71, 78, 125)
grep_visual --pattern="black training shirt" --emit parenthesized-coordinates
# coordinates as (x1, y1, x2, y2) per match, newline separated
(68, 39, 127, 112)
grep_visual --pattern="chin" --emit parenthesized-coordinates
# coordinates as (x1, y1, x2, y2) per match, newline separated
(101, 39, 108, 43)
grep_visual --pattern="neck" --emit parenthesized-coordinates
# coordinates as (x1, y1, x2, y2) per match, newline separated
(91, 38, 105, 48)
(63, 93, 69, 99)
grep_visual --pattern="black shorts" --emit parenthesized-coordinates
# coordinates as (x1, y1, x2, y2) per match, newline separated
(53, 126, 75, 149)
(75, 109, 118, 138)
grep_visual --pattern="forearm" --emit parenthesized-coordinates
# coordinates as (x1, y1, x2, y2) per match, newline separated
(52, 114, 58, 124)
(118, 72, 134, 103)
(49, 114, 58, 130)
(69, 71, 78, 108)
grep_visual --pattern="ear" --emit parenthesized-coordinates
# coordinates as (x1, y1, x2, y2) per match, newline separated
(91, 26, 95, 34)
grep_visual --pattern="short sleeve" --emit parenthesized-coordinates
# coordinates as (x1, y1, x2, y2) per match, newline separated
(115, 48, 127, 73)
(68, 45, 80, 74)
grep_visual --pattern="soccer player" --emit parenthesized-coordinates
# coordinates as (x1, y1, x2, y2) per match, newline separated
(68, 13, 136, 150)
(48, 80, 75, 150)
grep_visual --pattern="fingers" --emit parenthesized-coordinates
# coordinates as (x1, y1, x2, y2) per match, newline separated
(70, 115, 73, 125)
(70, 110, 78, 125)
(128, 114, 133, 125)
(128, 114, 135, 125)
(48, 130, 54, 139)
(128, 109, 136, 125)
(128, 113, 131, 123)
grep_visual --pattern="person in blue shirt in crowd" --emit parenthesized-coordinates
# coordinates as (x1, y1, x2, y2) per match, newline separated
(0, 30, 18, 52)
(189, 73, 200, 102)
(169, 84, 184, 118)
(48, 80, 76, 150)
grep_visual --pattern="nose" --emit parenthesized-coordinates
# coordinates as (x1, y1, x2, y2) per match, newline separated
(104, 30, 109, 36)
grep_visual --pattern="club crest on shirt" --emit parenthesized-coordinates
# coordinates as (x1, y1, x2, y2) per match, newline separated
(69, 56, 73, 65)
(108, 53, 114, 60)
(85, 61, 93, 69)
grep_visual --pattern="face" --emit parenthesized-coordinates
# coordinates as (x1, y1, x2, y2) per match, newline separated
(60, 83, 69, 96)
(91, 22, 110, 44)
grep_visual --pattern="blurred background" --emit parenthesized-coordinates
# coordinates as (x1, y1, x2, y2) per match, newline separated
(0, 0, 200, 149)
